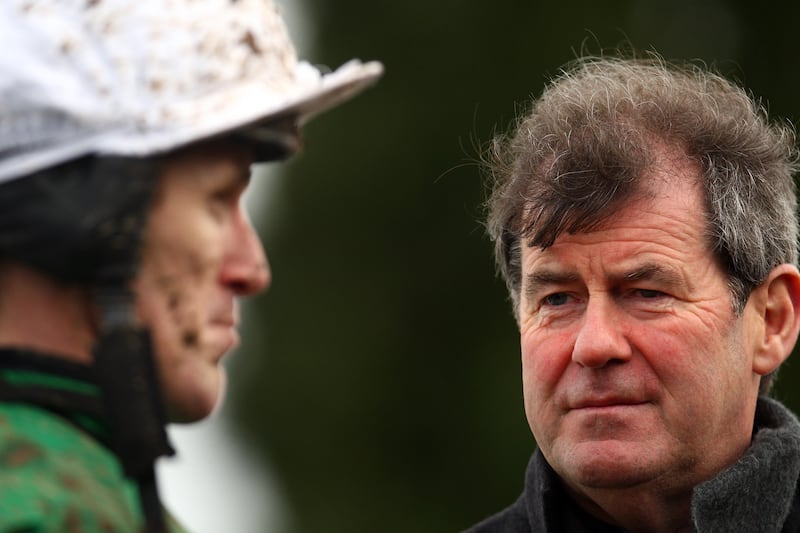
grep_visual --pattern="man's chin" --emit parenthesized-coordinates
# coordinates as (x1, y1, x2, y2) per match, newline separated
(165, 366, 227, 423)
(553, 439, 663, 490)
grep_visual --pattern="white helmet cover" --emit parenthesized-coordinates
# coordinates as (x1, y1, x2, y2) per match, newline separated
(0, 0, 383, 183)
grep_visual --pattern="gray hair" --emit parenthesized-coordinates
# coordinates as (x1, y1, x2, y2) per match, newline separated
(486, 55, 799, 394)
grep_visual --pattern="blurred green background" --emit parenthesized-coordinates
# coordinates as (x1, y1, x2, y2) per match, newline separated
(230, 1, 800, 531)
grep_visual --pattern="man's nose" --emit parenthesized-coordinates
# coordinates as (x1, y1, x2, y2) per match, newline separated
(219, 209, 271, 296)
(571, 296, 632, 368)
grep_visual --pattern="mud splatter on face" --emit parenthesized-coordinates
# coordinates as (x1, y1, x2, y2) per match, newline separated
(182, 329, 199, 347)
(152, 273, 205, 349)
(167, 293, 179, 310)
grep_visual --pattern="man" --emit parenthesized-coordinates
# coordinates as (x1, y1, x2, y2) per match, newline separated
(467, 56, 800, 532)
(0, 0, 381, 531)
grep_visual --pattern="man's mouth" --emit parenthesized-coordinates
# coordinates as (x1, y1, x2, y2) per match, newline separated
(571, 396, 648, 409)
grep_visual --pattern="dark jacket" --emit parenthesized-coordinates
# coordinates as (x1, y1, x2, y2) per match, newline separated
(465, 397, 800, 532)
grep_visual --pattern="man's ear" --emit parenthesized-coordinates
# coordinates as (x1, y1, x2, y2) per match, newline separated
(751, 264, 800, 376)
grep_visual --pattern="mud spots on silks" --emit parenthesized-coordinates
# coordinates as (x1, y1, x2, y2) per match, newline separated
(0, 439, 44, 467)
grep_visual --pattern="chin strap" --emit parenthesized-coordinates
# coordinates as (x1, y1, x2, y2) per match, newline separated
(83, 157, 176, 531)
(92, 288, 175, 532)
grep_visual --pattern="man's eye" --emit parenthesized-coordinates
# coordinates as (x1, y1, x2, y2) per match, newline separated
(212, 187, 239, 204)
(543, 293, 570, 306)
(636, 289, 664, 299)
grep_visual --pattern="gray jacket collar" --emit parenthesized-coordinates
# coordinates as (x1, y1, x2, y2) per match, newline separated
(692, 396, 800, 532)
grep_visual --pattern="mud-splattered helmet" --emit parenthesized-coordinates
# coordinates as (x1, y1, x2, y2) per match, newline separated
(0, 1, 382, 530)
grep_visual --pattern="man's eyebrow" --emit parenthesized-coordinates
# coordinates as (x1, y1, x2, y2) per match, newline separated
(524, 270, 580, 300)
(613, 263, 683, 286)
(523, 264, 684, 299)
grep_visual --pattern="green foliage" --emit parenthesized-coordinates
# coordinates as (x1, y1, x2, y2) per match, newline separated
(232, 1, 800, 531)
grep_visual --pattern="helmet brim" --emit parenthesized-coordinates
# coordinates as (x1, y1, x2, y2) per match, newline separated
(0, 60, 383, 182)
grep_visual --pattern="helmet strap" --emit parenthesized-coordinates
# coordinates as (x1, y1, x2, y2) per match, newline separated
(92, 286, 175, 532)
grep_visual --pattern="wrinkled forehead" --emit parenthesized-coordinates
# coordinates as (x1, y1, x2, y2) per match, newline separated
(519, 175, 716, 292)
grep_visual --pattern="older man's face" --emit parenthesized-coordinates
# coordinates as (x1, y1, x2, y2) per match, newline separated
(518, 150, 768, 503)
